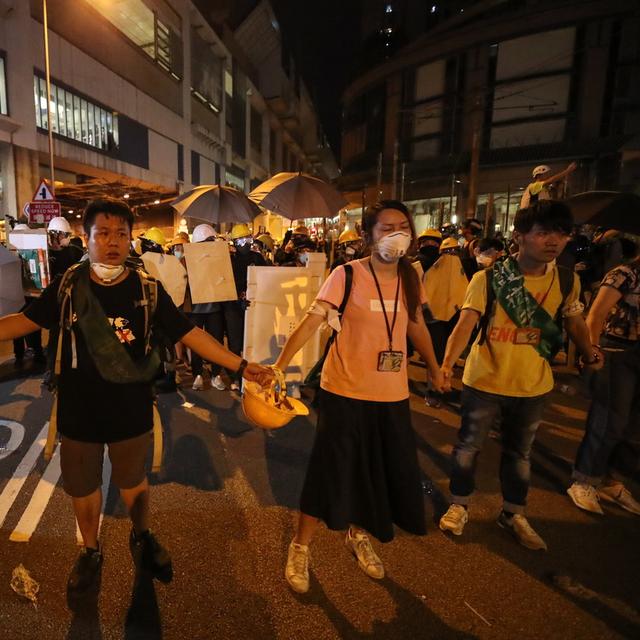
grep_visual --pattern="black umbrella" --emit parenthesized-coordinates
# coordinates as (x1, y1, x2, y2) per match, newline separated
(567, 191, 640, 232)
(171, 185, 262, 224)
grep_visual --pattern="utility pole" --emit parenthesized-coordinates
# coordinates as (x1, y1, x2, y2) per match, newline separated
(43, 0, 55, 193)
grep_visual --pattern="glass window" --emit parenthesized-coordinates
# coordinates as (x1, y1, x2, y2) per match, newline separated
(33, 77, 41, 127)
(73, 95, 82, 141)
(87, 103, 95, 146)
(33, 74, 118, 152)
(56, 86, 67, 137)
(65, 90, 74, 139)
(80, 99, 88, 144)
(100, 109, 107, 149)
(0, 56, 7, 115)
(38, 78, 48, 130)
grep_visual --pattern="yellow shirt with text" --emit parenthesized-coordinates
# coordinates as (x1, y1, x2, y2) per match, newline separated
(461, 267, 581, 397)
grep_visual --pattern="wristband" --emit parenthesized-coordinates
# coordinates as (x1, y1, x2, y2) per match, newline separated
(237, 358, 249, 378)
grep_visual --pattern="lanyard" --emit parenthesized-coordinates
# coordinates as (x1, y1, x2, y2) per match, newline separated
(522, 268, 556, 325)
(369, 261, 400, 351)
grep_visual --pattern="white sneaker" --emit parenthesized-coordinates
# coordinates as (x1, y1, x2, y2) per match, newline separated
(497, 512, 547, 550)
(192, 374, 204, 390)
(567, 481, 603, 515)
(345, 529, 384, 579)
(285, 541, 310, 593)
(598, 483, 640, 515)
(439, 504, 468, 536)
(211, 375, 226, 391)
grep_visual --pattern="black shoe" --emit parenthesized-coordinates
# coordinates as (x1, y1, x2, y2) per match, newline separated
(14, 357, 24, 369)
(67, 547, 103, 592)
(129, 529, 173, 582)
(33, 351, 47, 366)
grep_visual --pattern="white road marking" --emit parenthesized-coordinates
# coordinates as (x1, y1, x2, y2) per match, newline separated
(0, 420, 25, 460)
(75, 449, 112, 545)
(10, 442, 61, 542)
(0, 423, 48, 528)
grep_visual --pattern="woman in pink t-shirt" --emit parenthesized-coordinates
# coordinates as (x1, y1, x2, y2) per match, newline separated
(274, 200, 444, 594)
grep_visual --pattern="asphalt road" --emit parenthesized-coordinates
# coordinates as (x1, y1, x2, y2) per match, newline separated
(0, 357, 638, 640)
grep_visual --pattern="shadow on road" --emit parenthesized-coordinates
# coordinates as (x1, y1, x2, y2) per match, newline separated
(66, 567, 103, 640)
(124, 571, 162, 640)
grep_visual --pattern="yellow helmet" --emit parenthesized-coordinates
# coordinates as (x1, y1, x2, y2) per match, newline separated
(419, 228, 442, 241)
(169, 232, 190, 247)
(292, 225, 310, 237)
(242, 370, 309, 430)
(142, 227, 166, 246)
(440, 237, 460, 252)
(256, 233, 275, 250)
(338, 229, 360, 245)
(230, 223, 252, 240)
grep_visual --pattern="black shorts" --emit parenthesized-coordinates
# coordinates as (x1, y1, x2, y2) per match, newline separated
(60, 431, 152, 498)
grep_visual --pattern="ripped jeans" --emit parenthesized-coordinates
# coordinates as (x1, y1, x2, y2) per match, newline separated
(449, 385, 548, 514)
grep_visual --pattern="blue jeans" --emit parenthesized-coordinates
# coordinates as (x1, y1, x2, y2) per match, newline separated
(573, 342, 640, 485)
(449, 385, 548, 514)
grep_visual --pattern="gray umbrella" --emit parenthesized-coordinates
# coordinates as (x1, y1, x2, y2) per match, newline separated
(248, 172, 347, 219)
(567, 191, 640, 232)
(171, 185, 262, 224)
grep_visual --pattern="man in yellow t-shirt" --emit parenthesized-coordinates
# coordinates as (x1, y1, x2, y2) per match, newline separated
(519, 162, 577, 209)
(438, 200, 604, 551)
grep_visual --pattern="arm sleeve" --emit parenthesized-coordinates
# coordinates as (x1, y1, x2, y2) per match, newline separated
(22, 276, 62, 329)
(461, 270, 487, 314)
(154, 281, 195, 343)
(315, 265, 346, 309)
(600, 265, 634, 295)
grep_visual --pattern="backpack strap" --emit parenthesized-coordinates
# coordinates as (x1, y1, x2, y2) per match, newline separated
(338, 263, 353, 315)
(554, 264, 574, 323)
(134, 268, 158, 354)
(477, 267, 495, 346)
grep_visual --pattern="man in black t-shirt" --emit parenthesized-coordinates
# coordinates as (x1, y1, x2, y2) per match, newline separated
(0, 199, 273, 593)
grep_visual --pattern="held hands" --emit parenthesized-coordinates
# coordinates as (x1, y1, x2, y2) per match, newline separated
(242, 363, 275, 387)
(567, 161, 577, 173)
(429, 366, 447, 394)
(439, 365, 453, 393)
(579, 346, 605, 372)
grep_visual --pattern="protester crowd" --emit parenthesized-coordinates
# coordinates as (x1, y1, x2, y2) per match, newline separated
(0, 160, 638, 599)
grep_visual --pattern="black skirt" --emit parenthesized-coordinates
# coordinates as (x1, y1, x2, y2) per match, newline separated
(299, 389, 426, 543)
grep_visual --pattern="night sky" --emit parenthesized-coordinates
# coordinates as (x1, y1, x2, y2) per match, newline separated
(270, 0, 363, 156)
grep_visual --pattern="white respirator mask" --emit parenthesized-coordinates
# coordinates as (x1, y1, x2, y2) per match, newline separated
(376, 231, 411, 262)
(344, 246, 356, 256)
(476, 254, 493, 267)
(91, 262, 125, 283)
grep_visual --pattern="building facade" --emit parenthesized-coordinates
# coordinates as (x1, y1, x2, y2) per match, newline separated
(340, 0, 640, 234)
(0, 0, 336, 241)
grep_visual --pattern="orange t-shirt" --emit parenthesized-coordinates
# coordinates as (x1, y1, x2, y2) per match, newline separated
(317, 259, 415, 402)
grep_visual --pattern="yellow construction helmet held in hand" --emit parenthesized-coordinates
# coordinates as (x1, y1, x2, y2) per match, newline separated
(242, 368, 309, 429)
(230, 223, 252, 240)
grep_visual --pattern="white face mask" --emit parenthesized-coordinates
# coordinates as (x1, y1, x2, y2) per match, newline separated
(376, 231, 411, 262)
(91, 262, 125, 283)
(344, 246, 356, 256)
(299, 252, 310, 266)
(173, 249, 183, 260)
(476, 254, 493, 267)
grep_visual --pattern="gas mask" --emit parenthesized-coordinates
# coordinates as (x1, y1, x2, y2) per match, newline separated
(376, 231, 411, 262)
(298, 251, 311, 266)
(91, 262, 125, 283)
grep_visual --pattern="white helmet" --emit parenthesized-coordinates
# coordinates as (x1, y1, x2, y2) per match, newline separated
(532, 165, 551, 178)
(47, 216, 72, 233)
(192, 223, 217, 243)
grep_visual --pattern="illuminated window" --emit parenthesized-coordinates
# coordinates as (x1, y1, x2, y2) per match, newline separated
(90, 0, 181, 78)
(0, 56, 8, 116)
(33, 75, 119, 152)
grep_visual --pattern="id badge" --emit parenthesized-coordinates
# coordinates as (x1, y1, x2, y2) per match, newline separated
(513, 327, 541, 346)
(377, 350, 404, 372)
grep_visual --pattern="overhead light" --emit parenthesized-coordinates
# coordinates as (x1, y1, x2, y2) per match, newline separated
(153, 199, 160, 205)
(123, 193, 130, 199)
(76, 214, 81, 219)
(451, 214, 458, 224)
(68, 209, 73, 214)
